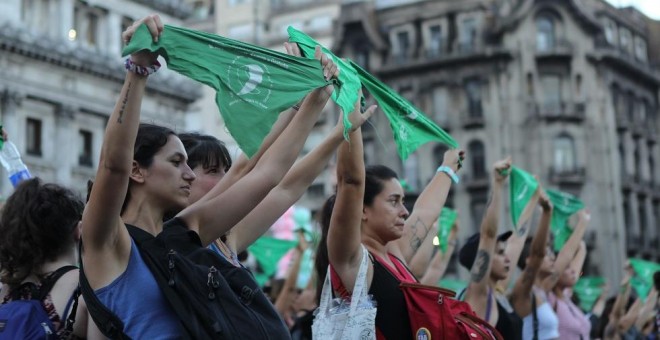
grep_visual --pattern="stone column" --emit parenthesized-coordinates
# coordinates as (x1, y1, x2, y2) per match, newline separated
(54, 104, 76, 186)
(57, 0, 75, 43)
(106, 12, 122, 57)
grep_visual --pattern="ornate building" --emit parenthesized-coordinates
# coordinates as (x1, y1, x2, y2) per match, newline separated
(333, 0, 660, 284)
(0, 0, 201, 197)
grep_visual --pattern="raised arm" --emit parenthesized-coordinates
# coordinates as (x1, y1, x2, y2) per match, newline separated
(541, 209, 590, 291)
(510, 186, 553, 317)
(326, 100, 367, 294)
(228, 96, 376, 253)
(179, 46, 338, 246)
(634, 287, 658, 331)
(497, 188, 539, 292)
(81, 15, 162, 287)
(420, 220, 459, 285)
(408, 219, 440, 279)
(274, 232, 308, 315)
(389, 149, 464, 263)
(464, 157, 511, 319)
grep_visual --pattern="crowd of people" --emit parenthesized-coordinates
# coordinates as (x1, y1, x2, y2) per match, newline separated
(0, 14, 658, 340)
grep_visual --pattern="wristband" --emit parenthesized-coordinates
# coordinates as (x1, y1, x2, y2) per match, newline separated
(437, 166, 459, 184)
(125, 58, 161, 76)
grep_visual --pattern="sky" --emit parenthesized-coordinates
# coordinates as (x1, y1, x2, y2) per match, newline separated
(604, 0, 660, 19)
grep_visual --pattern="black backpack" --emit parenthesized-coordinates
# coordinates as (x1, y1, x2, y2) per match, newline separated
(80, 218, 290, 340)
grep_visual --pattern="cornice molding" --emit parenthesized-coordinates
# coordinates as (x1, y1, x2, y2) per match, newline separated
(0, 23, 202, 104)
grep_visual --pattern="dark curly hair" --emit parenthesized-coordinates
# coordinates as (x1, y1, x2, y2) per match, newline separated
(0, 178, 84, 288)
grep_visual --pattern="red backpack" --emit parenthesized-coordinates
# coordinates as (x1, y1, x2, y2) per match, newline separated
(399, 282, 503, 340)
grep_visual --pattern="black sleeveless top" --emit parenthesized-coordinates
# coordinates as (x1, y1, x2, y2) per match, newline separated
(494, 295, 523, 340)
(368, 256, 413, 339)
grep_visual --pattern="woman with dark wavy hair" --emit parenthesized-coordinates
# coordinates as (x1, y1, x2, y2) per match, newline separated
(0, 178, 95, 338)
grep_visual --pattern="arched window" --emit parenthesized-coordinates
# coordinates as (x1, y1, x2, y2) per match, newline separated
(536, 15, 555, 51)
(553, 133, 576, 173)
(468, 140, 486, 178)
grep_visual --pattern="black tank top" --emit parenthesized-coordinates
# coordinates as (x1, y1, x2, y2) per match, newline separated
(368, 256, 413, 339)
(494, 297, 523, 340)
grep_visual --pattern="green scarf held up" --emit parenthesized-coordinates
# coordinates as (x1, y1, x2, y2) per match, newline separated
(248, 236, 298, 286)
(288, 26, 360, 139)
(629, 258, 660, 299)
(509, 166, 538, 230)
(349, 60, 458, 160)
(437, 207, 458, 253)
(123, 24, 332, 157)
(546, 189, 584, 251)
(573, 276, 605, 313)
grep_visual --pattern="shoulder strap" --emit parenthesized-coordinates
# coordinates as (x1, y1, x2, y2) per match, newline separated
(36, 265, 78, 300)
(62, 286, 81, 335)
(532, 293, 538, 340)
(126, 224, 156, 245)
(485, 287, 493, 323)
(78, 241, 131, 340)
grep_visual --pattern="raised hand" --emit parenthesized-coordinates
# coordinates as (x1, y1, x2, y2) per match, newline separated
(493, 156, 512, 183)
(123, 14, 163, 67)
(337, 89, 377, 134)
(283, 42, 303, 57)
(537, 184, 553, 212)
(442, 149, 465, 172)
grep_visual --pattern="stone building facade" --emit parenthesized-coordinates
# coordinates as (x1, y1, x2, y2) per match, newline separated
(0, 0, 201, 197)
(333, 0, 660, 284)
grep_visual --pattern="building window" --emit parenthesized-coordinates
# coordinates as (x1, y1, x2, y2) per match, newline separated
(650, 155, 655, 185)
(465, 79, 482, 119)
(354, 49, 370, 70)
(79, 130, 93, 166)
(619, 28, 632, 54)
(540, 74, 562, 113)
(73, 3, 101, 47)
(639, 196, 647, 239)
(634, 36, 647, 61)
(428, 25, 443, 56)
(639, 100, 648, 123)
(618, 134, 626, 177)
(468, 140, 486, 179)
(604, 18, 617, 45)
(432, 86, 448, 125)
(309, 16, 332, 32)
(395, 30, 411, 61)
(536, 15, 555, 51)
(634, 138, 642, 181)
(459, 18, 477, 53)
(403, 153, 419, 192)
(553, 133, 576, 173)
(626, 92, 635, 122)
(26, 118, 42, 156)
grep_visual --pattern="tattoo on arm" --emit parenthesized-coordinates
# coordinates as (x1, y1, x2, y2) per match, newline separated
(117, 81, 132, 124)
(517, 220, 530, 236)
(408, 217, 430, 252)
(470, 250, 490, 283)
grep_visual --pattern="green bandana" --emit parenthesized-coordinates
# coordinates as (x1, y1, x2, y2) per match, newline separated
(123, 24, 332, 157)
(349, 60, 458, 160)
(248, 237, 298, 286)
(573, 276, 605, 312)
(287, 27, 361, 139)
(546, 189, 584, 251)
(509, 167, 539, 230)
(437, 207, 458, 253)
(439, 279, 467, 294)
(629, 258, 660, 298)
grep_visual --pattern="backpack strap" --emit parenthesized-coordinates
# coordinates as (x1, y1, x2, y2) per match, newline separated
(78, 241, 131, 339)
(35, 265, 78, 300)
(62, 285, 81, 336)
(532, 293, 539, 340)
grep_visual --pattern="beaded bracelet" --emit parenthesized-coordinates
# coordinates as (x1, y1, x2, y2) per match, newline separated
(124, 58, 161, 76)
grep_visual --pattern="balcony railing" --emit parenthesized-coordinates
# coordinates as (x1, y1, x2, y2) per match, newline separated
(462, 174, 489, 191)
(527, 101, 586, 122)
(535, 39, 574, 59)
(461, 113, 485, 129)
(549, 167, 586, 185)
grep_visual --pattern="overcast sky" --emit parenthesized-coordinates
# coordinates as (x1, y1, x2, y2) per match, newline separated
(604, 0, 660, 19)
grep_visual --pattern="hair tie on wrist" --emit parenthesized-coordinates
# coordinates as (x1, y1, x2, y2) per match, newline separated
(125, 58, 161, 76)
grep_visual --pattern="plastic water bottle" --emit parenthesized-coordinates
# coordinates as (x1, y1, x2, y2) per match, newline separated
(0, 140, 32, 187)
